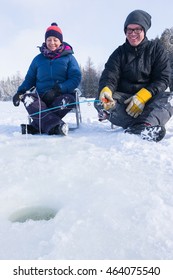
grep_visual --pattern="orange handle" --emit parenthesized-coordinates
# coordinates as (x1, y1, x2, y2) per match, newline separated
(101, 97, 109, 103)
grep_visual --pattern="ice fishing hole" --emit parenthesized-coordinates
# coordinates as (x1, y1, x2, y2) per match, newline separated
(9, 206, 57, 223)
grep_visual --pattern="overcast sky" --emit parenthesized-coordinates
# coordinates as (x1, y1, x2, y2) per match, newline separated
(1, 0, 173, 79)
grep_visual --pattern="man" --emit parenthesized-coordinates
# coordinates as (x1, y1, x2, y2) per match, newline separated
(95, 10, 173, 142)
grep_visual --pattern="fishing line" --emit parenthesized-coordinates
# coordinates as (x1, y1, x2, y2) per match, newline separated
(29, 99, 100, 118)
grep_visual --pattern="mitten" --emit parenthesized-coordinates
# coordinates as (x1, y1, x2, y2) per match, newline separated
(12, 92, 24, 106)
(42, 84, 61, 105)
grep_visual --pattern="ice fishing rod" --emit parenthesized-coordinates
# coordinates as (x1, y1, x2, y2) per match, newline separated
(29, 99, 100, 117)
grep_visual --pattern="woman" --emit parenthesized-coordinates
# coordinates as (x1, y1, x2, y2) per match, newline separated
(13, 23, 81, 135)
(95, 10, 173, 142)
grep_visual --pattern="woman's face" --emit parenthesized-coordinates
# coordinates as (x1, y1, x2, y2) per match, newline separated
(46, 36, 61, 51)
(125, 24, 145, 46)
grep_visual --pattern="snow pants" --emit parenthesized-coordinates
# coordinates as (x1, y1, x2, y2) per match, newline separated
(95, 91, 173, 129)
(22, 93, 75, 134)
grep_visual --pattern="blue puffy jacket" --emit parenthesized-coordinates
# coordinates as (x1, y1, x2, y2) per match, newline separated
(18, 44, 81, 95)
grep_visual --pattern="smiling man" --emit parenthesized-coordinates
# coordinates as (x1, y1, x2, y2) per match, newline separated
(95, 10, 173, 142)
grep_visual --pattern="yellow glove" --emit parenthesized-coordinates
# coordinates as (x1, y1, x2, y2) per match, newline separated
(124, 88, 152, 118)
(99, 87, 116, 110)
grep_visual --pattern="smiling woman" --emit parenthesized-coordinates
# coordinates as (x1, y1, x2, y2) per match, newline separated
(12, 21, 81, 136)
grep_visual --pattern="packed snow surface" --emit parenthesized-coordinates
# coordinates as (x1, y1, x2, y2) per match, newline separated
(0, 100, 173, 260)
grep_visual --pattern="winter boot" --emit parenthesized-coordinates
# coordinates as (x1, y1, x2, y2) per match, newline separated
(98, 109, 110, 122)
(125, 124, 166, 142)
(21, 124, 39, 135)
(140, 125, 166, 142)
(48, 122, 69, 136)
(58, 123, 69, 136)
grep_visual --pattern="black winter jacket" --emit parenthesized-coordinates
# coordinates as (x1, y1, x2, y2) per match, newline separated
(99, 38, 170, 96)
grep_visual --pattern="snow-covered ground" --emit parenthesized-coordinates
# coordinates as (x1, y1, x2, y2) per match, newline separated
(0, 100, 173, 260)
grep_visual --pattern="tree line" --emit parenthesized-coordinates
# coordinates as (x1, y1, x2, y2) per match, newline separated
(1, 27, 173, 101)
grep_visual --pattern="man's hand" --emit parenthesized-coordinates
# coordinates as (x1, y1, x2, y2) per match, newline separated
(124, 88, 152, 118)
(99, 87, 116, 110)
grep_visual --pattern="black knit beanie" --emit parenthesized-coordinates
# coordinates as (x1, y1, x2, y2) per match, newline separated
(124, 10, 151, 34)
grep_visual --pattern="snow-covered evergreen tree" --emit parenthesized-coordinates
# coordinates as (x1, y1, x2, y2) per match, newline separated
(160, 28, 173, 91)
(80, 57, 100, 98)
(0, 73, 23, 101)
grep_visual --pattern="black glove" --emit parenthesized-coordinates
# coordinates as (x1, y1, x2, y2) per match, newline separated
(41, 84, 61, 106)
(13, 92, 24, 106)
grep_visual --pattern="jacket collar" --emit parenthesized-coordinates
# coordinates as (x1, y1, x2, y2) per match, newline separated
(125, 37, 149, 54)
